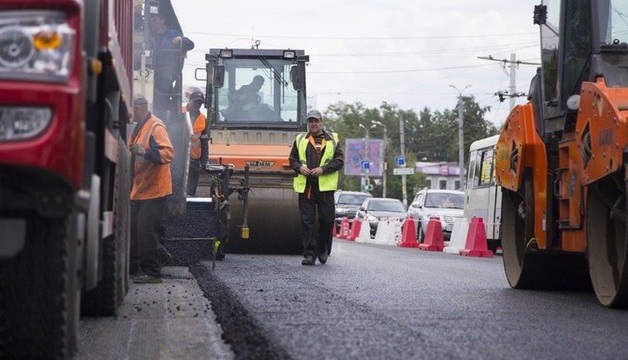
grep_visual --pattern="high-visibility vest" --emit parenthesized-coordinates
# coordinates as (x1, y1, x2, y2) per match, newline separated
(189, 112, 206, 160)
(129, 115, 174, 200)
(293, 132, 339, 193)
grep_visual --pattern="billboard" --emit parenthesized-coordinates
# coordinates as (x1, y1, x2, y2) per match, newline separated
(344, 138, 384, 177)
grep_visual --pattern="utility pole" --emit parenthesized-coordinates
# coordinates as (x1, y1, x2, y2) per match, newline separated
(477, 53, 540, 110)
(358, 123, 376, 193)
(509, 53, 516, 110)
(399, 116, 407, 206)
(449, 84, 471, 190)
(373, 121, 387, 198)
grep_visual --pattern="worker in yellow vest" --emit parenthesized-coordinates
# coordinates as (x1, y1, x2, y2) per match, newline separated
(289, 109, 344, 265)
(185, 91, 208, 196)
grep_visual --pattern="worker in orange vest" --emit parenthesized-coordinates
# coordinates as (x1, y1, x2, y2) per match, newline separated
(186, 91, 208, 196)
(128, 93, 175, 284)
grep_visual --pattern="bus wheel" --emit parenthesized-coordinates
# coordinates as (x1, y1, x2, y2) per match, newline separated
(0, 211, 80, 359)
(587, 175, 628, 308)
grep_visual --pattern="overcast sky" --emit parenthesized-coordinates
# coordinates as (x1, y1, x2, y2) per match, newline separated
(172, 0, 541, 127)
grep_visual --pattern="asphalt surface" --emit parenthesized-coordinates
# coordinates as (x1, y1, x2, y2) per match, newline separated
(75, 267, 233, 360)
(193, 239, 628, 360)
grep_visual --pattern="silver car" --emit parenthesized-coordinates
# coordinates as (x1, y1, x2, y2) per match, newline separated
(407, 189, 465, 242)
(356, 198, 407, 236)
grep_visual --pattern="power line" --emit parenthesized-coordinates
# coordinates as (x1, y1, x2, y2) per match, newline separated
(183, 31, 538, 41)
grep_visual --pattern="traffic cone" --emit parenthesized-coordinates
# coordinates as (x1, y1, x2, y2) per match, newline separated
(419, 217, 444, 251)
(398, 217, 419, 248)
(459, 217, 493, 257)
(338, 217, 351, 240)
(347, 218, 360, 241)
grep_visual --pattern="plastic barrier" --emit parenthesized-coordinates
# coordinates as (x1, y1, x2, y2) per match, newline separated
(459, 217, 493, 257)
(333, 221, 339, 238)
(355, 218, 371, 243)
(347, 218, 360, 241)
(372, 218, 391, 245)
(398, 217, 419, 248)
(443, 218, 469, 254)
(419, 216, 444, 251)
(338, 217, 351, 240)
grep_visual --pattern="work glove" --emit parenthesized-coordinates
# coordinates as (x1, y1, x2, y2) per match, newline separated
(129, 143, 146, 157)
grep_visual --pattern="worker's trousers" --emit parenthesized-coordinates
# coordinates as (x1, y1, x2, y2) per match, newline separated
(298, 188, 335, 258)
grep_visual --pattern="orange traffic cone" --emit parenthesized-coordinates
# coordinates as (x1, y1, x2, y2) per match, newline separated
(419, 217, 444, 251)
(459, 217, 493, 257)
(347, 218, 360, 241)
(398, 217, 419, 248)
(338, 217, 351, 240)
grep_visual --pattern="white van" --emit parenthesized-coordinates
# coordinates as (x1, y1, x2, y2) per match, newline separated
(465, 134, 501, 253)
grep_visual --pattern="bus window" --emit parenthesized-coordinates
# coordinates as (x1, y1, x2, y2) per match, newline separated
(478, 149, 494, 187)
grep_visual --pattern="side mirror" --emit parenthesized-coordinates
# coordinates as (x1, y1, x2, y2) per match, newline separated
(213, 65, 225, 88)
(290, 66, 304, 91)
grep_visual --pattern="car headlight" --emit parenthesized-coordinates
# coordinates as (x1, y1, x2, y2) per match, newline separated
(0, 107, 52, 140)
(336, 207, 348, 213)
(0, 11, 75, 83)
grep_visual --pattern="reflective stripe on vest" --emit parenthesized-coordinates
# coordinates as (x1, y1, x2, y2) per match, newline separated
(293, 132, 339, 193)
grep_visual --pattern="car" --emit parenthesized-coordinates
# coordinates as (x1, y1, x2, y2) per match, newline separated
(334, 190, 373, 229)
(407, 189, 465, 242)
(356, 197, 407, 236)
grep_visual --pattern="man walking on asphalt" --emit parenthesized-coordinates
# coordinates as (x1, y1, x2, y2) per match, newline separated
(289, 109, 344, 265)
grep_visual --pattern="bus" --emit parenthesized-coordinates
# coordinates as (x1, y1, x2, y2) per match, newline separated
(465, 135, 501, 253)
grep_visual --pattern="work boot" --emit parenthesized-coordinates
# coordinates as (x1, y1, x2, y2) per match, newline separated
(301, 256, 316, 266)
(158, 247, 174, 266)
(132, 274, 162, 284)
(318, 251, 328, 264)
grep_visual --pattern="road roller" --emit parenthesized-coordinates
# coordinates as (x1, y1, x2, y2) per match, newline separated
(495, 0, 628, 308)
(201, 47, 310, 254)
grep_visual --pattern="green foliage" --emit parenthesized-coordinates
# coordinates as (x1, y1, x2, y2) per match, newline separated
(323, 98, 498, 201)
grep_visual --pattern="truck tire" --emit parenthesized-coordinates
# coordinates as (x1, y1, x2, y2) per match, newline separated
(81, 140, 131, 316)
(0, 211, 80, 359)
(586, 175, 628, 308)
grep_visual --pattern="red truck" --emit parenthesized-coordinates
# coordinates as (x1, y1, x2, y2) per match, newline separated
(0, 0, 133, 358)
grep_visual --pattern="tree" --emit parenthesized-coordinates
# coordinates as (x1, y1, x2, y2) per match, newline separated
(323, 98, 498, 201)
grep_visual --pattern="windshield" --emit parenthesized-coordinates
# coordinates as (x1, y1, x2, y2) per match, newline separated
(339, 194, 371, 205)
(215, 58, 299, 123)
(424, 192, 464, 209)
(601, 0, 628, 45)
(368, 200, 405, 212)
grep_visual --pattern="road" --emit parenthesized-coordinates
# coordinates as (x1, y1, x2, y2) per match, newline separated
(76, 239, 628, 359)
(193, 239, 628, 360)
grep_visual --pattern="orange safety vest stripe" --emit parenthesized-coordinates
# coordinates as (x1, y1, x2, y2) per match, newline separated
(129, 115, 174, 200)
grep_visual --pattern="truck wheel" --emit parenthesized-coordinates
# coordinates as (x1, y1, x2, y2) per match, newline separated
(82, 140, 131, 316)
(586, 177, 628, 308)
(0, 211, 80, 359)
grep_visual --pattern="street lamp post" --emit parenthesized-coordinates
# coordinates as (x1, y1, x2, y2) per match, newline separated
(358, 123, 376, 193)
(448, 84, 471, 190)
(372, 120, 387, 198)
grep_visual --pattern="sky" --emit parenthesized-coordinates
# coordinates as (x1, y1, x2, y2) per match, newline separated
(172, 0, 541, 127)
